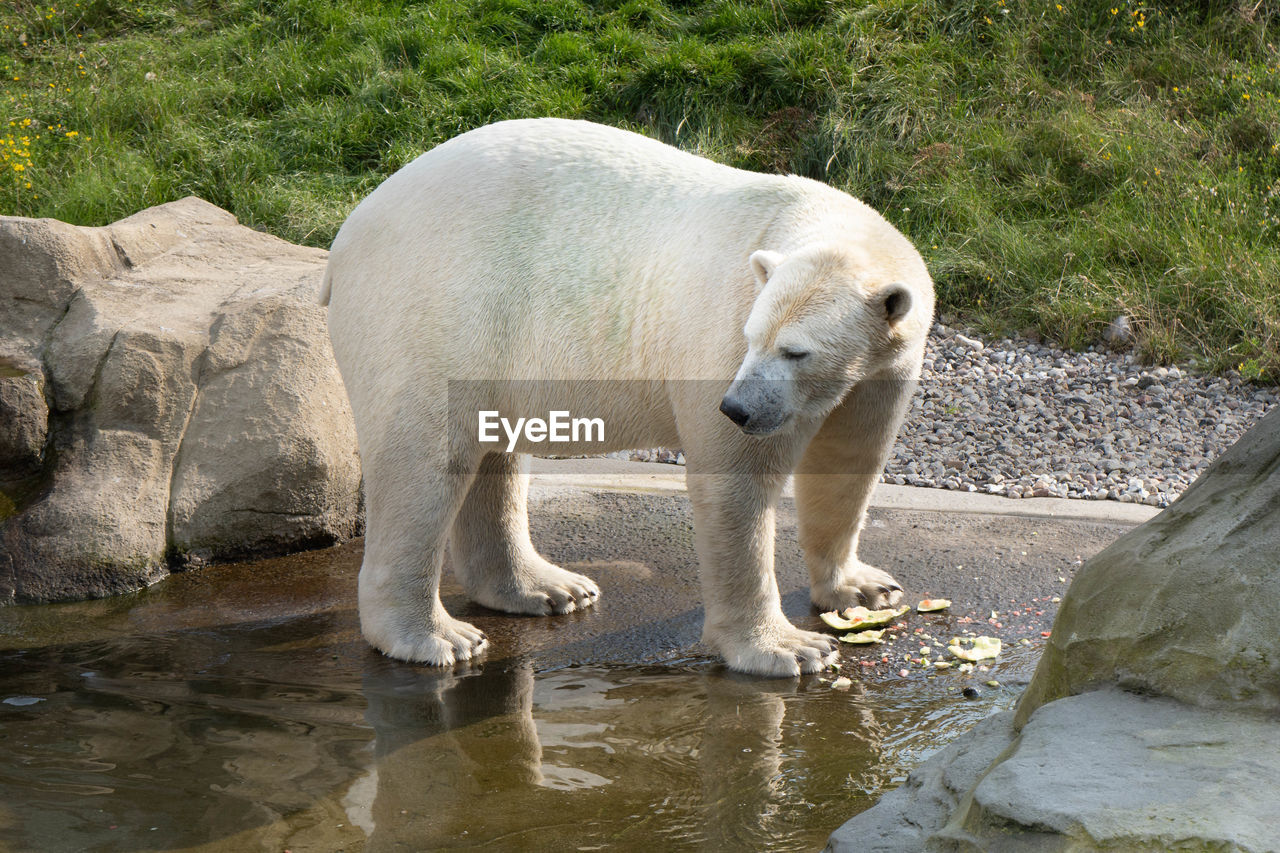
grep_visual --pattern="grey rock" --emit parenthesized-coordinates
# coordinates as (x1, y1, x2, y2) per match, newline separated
(0, 212, 118, 347)
(0, 198, 361, 603)
(827, 410, 1280, 852)
(0, 355, 47, 480)
(973, 690, 1280, 850)
(1017, 404, 1280, 719)
(835, 690, 1280, 852)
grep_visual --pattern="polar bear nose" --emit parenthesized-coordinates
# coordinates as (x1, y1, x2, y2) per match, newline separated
(719, 395, 751, 428)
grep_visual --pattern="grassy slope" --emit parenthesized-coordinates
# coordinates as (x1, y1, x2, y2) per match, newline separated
(2, 0, 1278, 379)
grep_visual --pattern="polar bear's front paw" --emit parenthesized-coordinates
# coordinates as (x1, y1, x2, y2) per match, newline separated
(365, 611, 489, 667)
(470, 557, 600, 616)
(812, 562, 904, 612)
(711, 624, 840, 677)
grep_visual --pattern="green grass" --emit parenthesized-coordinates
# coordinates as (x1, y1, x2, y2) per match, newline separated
(2, 0, 1278, 380)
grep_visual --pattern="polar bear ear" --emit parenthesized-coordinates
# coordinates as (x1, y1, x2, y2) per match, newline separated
(749, 250, 785, 289)
(882, 283, 912, 324)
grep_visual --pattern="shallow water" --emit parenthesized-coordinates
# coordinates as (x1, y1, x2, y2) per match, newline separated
(0, 532, 1043, 852)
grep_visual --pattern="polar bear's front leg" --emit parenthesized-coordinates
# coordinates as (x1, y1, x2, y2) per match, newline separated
(795, 375, 917, 612)
(685, 465, 839, 677)
(450, 452, 600, 615)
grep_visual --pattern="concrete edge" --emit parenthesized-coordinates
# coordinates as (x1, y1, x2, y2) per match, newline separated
(528, 458, 1162, 525)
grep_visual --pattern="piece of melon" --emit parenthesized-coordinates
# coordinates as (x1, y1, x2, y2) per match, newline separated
(820, 605, 910, 632)
(916, 598, 952, 612)
(838, 629, 886, 644)
(948, 636, 1001, 661)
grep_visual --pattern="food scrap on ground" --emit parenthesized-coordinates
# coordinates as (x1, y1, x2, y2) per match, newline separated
(948, 636, 1002, 661)
(830, 676, 853, 689)
(838, 629, 886, 644)
(819, 605, 911, 632)
(812, 589, 1068, 681)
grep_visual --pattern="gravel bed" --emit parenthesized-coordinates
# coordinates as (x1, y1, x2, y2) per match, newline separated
(621, 324, 1277, 508)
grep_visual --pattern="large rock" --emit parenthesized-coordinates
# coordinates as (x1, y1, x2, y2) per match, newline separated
(830, 689, 1280, 852)
(1015, 403, 1280, 720)
(0, 198, 361, 603)
(0, 355, 48, 483)
(827, 406, 1280, 852)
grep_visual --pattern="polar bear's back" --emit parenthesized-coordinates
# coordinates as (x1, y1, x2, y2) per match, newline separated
(424, 117, 744, 184)
(322, 119, 895, 382)
(329, 119, 790, 279)
(401, 118, 757, 201)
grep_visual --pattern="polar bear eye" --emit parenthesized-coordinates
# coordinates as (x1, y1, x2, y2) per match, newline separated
(779, 347, 811, 361)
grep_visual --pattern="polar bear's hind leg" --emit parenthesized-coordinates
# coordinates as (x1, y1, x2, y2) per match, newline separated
(356, 420, 490, 666)
(450, 452, 601, 615)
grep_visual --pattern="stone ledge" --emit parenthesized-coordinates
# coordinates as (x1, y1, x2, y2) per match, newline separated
(828, 688, 1280, 853)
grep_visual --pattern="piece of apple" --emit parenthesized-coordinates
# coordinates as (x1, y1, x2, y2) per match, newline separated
(820, 605, 910, 632)
(948, 636, 1001, 661)
(838, 629, 886, 644)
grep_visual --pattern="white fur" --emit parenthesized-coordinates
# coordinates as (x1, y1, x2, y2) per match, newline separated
(323, 118, 934, 676)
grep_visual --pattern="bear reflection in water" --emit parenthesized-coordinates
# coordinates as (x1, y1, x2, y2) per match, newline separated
(359, 660, 886, 850)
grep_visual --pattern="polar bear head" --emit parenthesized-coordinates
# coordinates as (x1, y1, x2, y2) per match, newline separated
(719, 244, 932, 435)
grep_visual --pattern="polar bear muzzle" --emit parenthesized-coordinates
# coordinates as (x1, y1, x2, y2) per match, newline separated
(720, 354, 796, 435)
(719, 381, 791, 435)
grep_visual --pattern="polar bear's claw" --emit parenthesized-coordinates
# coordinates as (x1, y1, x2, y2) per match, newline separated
(812, 562, 906, 612)
(714, 625, 841, 678)
(469, 560, 601, 617)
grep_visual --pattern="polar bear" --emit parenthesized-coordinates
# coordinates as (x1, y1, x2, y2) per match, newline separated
(321, 118, 934, 677)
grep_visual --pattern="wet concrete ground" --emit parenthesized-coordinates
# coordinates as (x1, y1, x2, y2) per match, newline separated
(0, 466, 1154, 852)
